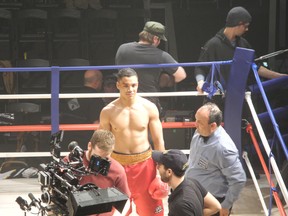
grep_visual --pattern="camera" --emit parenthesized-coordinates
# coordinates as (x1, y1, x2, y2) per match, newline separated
(89, 154, 111, 176)
(17, 131, 128, 216)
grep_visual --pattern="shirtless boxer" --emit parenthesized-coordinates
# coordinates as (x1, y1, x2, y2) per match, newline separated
(99, 68, 166, 216)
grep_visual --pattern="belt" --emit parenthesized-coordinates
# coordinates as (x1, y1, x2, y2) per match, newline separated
(111, 148, 152, 166)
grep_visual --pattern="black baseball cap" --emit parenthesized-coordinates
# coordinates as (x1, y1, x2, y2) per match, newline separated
(152, 149, 188, 176)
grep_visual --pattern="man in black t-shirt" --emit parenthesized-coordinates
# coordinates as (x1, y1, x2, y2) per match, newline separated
(195, 6, 286, 93)
(60, 69, 105, 149)
(61, 69, 104, 124)
(152, 149, 221, 216)
(115, 21, 186, 115)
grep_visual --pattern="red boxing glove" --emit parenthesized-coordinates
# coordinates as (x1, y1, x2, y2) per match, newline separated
(148, 176, 169, 200)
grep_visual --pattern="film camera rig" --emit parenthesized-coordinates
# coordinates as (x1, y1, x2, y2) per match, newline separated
(16, 131, 128, 216)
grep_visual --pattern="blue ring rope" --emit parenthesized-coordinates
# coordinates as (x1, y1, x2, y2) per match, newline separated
(0, 60, 232, 72)
(252, 63, 288, 160)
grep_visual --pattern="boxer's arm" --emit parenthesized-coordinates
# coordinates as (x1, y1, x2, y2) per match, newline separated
(99, 107, 112, 131)
(148, 103, 165, 151)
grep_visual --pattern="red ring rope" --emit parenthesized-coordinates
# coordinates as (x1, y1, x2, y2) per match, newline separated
(0, 122, 197, 132)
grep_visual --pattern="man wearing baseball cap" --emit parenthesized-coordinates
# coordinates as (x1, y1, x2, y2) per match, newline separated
(115, 21, 186, 117)
(152, 149, 221, 216)
(143, 21, 168, 41)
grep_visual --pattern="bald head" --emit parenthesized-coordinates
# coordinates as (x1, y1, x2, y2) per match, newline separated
(198, 102, 222, 126)
(84, 70, 103, 90)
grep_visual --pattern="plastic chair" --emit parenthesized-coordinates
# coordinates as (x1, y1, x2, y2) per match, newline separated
(50, 8, 86, 59)
(16, 59, 50, 93)
(102, 0, 145, 9)
(179, 0, 219, 9)
(229, 0, 262, 7)
(0, 8, 15, 62)
(0, 1, 23, 10)
(52, 58, 90, 91)
(85, 9, 120, 65)
(51, 58, 90, 67)
(16, 59, 50, 67)
(33, 0, 60, 9)
(5, 102, 42, 152)
(15, 9, 51, 60)
(6, 102, 41, 114)
(117, 8, 150, 43)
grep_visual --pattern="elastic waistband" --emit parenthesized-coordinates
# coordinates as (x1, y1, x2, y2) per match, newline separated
(111, 148, 152, 166)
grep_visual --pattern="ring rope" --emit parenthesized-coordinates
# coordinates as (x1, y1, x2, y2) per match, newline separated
(0, 60, 232, 73)
(0, 91, 219, 100)
(0, 150, 192, 158)
(0, 122, 197, 132)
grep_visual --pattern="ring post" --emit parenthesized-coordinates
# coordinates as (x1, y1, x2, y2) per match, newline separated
(51, 66, 60, 134)
(224, 47, 255, 154)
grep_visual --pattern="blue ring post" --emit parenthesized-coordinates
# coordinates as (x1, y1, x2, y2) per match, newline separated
(224, 47, 255, 154)
(51, 66, 60, 134)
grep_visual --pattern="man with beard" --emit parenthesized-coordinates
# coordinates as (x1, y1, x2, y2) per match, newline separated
(152, 149, 221, 216)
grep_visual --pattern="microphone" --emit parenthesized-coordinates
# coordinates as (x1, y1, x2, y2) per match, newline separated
(16, 196, 30, 211)
(68, 141, 84, 162)
(28, 193, 41, 210)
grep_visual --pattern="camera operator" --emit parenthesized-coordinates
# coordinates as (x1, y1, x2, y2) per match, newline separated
(64, 130, 131, 216)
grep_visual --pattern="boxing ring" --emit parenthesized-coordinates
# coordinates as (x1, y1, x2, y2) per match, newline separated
(0, 48, 287, 215)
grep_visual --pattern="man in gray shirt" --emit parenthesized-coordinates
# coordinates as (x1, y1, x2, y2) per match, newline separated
(115, 21, 186, 114)
(185, 102, 246, 216)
